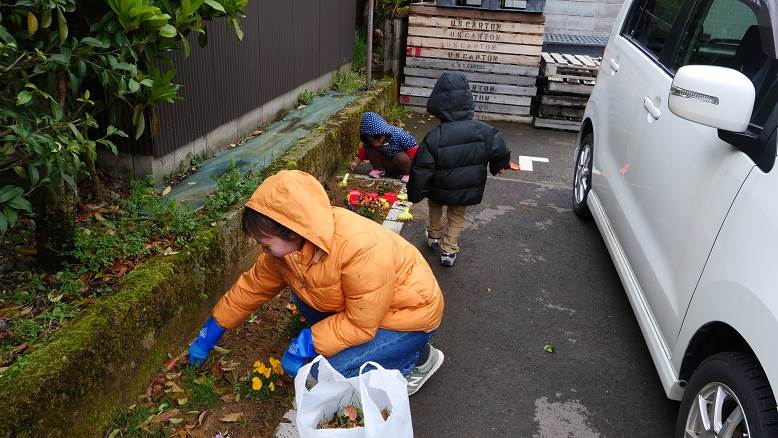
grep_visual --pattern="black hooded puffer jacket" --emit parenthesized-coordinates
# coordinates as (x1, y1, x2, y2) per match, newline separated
(407, 71, 510, 206)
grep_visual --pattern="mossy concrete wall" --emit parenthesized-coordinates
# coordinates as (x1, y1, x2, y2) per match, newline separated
(279, 77, 398, 179)
(0, 77, 397, 437)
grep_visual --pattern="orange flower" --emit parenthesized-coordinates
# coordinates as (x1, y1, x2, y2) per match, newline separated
(252, 376, 262, 391)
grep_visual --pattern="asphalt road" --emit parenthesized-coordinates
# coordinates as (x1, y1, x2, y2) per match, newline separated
(401, 115, 679, 437)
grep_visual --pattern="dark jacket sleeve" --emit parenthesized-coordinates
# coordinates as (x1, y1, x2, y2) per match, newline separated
(407, 132, 437, 203)
(487, 127, 510, 176)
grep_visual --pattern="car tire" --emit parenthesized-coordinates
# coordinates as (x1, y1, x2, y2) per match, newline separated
(573, 133, 593, 218)
(676, 351, 778, 438)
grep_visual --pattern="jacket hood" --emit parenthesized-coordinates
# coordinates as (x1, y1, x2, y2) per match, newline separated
(360, 112, 417, 149)
(426, 72, 474, 122)
(360, 112, 394, 139)
(245, 170, 333, 254)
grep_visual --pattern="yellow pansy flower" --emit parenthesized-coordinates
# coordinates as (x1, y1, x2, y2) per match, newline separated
(269, 357, 283, 375)
(262, 367, 271, 379)
(252, 376, 262, 391)
(254, 361, 270, 375)
(270, 382, 275, 392)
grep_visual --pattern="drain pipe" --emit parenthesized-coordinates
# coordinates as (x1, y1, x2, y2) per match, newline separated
(366, 0, 374, 89)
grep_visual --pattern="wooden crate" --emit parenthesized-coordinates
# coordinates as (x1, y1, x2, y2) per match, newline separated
(541, 53, 601, 79)
(533, 52, 602, 131)
(402, 3, 545, 123)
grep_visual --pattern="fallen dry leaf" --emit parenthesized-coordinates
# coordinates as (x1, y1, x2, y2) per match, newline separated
(198, 410, 208, 426)
(152, 408, 180, 424)
(165, 381, 185, 393)
(343, 405, 358, 422)
(220, 412, 243, 423)
(161, 186, 172, 196)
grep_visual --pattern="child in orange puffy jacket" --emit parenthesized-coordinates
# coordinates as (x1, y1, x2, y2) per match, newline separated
(187, 170, 445, 395)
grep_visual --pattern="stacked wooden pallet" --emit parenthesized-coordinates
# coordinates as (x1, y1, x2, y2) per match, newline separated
(400, 3, 545, 123)
(534, 52, 601, 131)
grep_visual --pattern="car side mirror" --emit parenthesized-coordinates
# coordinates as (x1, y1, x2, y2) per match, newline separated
(668, 65, 755, 133)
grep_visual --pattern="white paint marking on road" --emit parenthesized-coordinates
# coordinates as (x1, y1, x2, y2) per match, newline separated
(533, 396, 601, 438)
(519, 155, 550, 172)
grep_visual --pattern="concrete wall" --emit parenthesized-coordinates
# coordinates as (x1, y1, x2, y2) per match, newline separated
(543, 0, 625, 38)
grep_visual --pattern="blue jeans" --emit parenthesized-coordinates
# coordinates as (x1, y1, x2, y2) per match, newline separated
(291, 294, 434, 378)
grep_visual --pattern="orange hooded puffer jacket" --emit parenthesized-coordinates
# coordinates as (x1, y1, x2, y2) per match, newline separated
(212, 170, 444, 356)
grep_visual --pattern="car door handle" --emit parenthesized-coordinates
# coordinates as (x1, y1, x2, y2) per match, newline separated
(608, 58, 620, 72)
(643, 97, 661, 120)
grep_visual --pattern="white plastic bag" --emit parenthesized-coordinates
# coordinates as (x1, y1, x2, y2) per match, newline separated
(358, 361, 414, 438)
(294, 356, 413, 438)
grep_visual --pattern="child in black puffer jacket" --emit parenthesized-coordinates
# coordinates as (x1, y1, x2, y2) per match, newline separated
(407, 71, 511, 267)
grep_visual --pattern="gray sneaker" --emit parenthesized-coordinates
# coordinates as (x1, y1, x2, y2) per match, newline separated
(440, 252, 457, 267)
(406, 345, 445, 396)
(425, 229, 440, 249)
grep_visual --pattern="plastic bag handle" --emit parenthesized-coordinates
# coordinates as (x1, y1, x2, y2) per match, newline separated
(358, 361, 386, 377)
(296, 355, 326, 395)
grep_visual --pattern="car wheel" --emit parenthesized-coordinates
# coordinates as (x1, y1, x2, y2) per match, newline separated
(573, 133, 593, 218)
(676, 352, 778, 438)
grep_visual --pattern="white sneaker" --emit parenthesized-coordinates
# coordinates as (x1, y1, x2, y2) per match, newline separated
(406, 345, 444, 396)
(440, 252, 457, 267)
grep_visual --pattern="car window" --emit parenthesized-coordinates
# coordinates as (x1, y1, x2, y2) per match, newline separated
(673, 0, 777, 127)
(623, 0, 685, 59)
(672, 0, 759, 70)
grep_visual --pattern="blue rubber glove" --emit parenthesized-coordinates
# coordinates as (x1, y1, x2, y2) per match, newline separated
(281, 328, 317, 376)
(187, 317, 226, 366)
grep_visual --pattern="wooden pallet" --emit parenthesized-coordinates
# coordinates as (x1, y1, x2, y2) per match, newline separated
(408, 23, 544, 45)
(538, 94, 589, 107)
(541, 53, 601, 78)
(401, 86, 532, 106)
(401, 95, 531, 116)
(404, 66, 536, 86)
(405, 105, 533, 123)
(546, 76, 595, 95)
(405, 76, 537, 96)
(407, 46, 539, 66)
(410, 4, 546, 26)
(538, 104, 585, 119)
(405, 56, 539, 76)
(403, 4, 544, 122)
(533, 117, 581, 131)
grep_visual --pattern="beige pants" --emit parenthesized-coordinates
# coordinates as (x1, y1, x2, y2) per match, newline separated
(426, 200, 467, 254)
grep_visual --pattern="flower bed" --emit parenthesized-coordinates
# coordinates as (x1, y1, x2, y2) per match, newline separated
(323, 174, 403, 223)
(106, 291, 302, 438)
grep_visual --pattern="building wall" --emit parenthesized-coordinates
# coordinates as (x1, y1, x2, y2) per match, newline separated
(123, 0, 357, 159)
(543, 0, 626, 37)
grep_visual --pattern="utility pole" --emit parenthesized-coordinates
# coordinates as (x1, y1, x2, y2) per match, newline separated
(366, 0, 374, 89)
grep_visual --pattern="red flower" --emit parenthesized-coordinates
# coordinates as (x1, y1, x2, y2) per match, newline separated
(347, 190, 362, 206)
(381, 192, 398, 204)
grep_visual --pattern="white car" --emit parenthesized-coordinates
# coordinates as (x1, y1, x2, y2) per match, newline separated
(573, 0, 778, 436)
